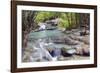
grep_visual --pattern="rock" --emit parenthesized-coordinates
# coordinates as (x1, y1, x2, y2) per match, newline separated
(45, 18, 60, 26)
(64, 37, 78, 45)
(48, 48, 61, 57)
(22, 51, 32, 62)
(67, 49, 76, 54)
(75, 44, 90, 56)
(50, 36, 78, 45)
(57, 56, 65, 61)
(80, 36, 89, 44)
(61, 47, 76, 57)
(81, 44, 90, 56)
(69, 34, 89, 45)
(51, 36, 65, 44)
(82, 48, 90, 56)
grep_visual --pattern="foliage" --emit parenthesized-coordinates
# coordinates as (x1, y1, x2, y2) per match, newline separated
(34, 12, 58, 23)
(22, 10, 90, 31)
(58, 18, 69, 29)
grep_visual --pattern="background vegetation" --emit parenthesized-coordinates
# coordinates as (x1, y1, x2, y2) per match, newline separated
(22, 10, 90, 33)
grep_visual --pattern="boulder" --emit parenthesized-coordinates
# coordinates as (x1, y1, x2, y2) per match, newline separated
(75, 44, 90, 56)
(61, 47, 76, 57)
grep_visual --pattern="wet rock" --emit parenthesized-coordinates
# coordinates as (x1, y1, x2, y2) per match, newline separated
(51, 36, 78, 45)
(47, 48, 61, 57)
(61, 47, 76, 57)
(64, 37, 78, 45)
(75, 44, 90, 56)
(69, 34, 89, 45)
(22, 50, 32, 62)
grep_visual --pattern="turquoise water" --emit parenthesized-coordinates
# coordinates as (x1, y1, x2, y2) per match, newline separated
(29, 29, 65, 39)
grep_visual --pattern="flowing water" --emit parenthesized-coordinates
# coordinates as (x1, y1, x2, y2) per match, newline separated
(23, 29, 89, 62)
(29, 29, 65, 39)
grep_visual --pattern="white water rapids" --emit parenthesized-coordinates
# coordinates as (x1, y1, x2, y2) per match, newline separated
(33, 39, 57, 61)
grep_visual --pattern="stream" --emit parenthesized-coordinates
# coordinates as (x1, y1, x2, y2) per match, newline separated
(22, 28, 90, 62)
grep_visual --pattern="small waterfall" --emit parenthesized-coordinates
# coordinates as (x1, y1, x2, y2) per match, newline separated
(33, 39, 55, 61)
(39, 40, 53, 61)
(39, 23, 46, 30)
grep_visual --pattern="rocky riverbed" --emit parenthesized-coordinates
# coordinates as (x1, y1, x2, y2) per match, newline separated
(22, 28, 90, 62)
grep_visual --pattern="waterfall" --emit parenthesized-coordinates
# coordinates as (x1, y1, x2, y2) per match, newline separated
(39, 23, 46, 30)
(39, 39, 54, 61)
(33, 39, 55, 61)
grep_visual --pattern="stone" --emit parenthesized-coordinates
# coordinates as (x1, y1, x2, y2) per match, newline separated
(61, 48, 75, 57)
(75, 44, 90, 56)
